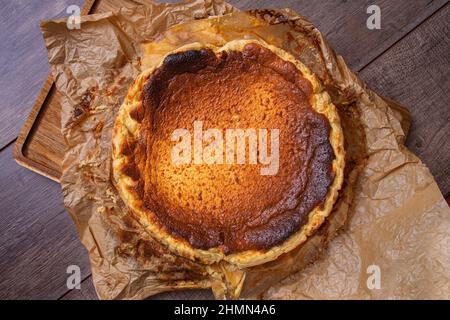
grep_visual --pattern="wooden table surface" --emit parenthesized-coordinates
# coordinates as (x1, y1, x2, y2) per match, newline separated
(0, 0, 449, 300)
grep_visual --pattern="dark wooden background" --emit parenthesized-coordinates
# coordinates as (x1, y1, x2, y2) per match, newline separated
(0, 0, 449, 299)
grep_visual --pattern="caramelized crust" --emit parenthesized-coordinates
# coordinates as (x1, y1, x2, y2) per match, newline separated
(113, 40, 344, 266)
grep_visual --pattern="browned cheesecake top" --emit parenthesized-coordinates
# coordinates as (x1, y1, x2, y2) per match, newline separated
(118, 43, 335, 253)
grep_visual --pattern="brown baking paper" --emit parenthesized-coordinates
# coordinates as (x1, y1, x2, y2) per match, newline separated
(41, 0, 450, 299)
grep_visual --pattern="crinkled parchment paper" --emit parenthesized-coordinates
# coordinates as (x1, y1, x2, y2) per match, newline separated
(41, 0, 450, 299)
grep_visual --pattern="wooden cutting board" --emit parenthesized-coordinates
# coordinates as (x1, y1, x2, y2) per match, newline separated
(13, 0, 133, 182)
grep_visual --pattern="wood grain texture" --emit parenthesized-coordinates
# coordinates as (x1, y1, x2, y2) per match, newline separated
(0, 145, 91, 300)
(14, 0, 448, 181)
(0, 0, 85, 149)
(360, 3, 450, 196)
(60, 276, 99, 300)
(22, 87, 65, 180)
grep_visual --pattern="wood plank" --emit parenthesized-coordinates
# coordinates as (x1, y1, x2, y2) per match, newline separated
(360, 4, 450, 197)
(14, 80, 64, 182)
(0, 0, 85, 149)
(0, 145, 91, 299)
(23, 87, 66, 180)
(14, 0, 448, 180)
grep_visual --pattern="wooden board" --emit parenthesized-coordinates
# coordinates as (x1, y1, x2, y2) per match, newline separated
(13, 0, 449, 183)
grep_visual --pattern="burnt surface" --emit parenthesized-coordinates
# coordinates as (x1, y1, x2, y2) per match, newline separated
(66, 88, 96, 129)
(121, 43, 336, 253)
(143, 49, 218, 108)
